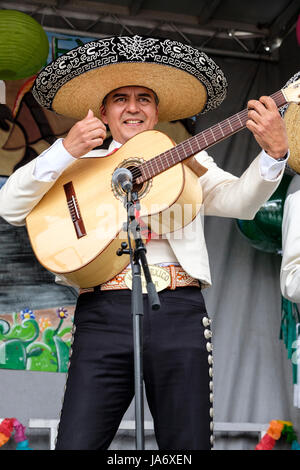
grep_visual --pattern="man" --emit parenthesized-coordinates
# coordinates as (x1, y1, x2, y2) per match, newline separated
(0, 35, 289, 450)
(281, 177, 300, 303)
(280, 173, 300, 409)
(279, 73, 300, 408)
(280, 75, 300, 303)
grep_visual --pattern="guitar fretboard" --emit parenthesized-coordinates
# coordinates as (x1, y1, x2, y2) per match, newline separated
(135, 89, 287, 184)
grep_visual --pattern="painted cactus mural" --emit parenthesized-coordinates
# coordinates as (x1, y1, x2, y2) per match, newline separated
(0, 306, 74, 372)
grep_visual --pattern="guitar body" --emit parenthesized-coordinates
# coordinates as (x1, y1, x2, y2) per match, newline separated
(26, 130, 203, 287)
(25, 79, 300, 287)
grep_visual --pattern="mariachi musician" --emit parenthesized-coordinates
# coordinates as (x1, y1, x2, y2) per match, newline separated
(0, 35, 289, 450)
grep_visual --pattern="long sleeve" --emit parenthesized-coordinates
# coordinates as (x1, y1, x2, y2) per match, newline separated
(0, 139, 121, 227)
(168, 150, 286, 285)
(259, 150, 288, 180)
(33, 138, 76, 181)
(0, 139, 75, 226)
(196, 150, 286, 220)
(280, 190, 300, 303)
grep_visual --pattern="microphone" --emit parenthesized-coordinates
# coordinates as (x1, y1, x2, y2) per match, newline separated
(112, 167, 133, 192)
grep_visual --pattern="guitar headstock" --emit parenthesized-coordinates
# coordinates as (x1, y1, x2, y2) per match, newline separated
(282, 78, 300, 104)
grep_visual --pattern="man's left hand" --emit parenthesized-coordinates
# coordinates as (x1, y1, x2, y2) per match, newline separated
(246, 96, 288, 159)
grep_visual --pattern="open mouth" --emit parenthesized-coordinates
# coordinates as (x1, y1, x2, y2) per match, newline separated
(123, 119, 144, 125)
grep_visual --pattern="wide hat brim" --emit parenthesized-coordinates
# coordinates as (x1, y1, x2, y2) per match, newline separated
(281, 71, 300, 174)
(32, 35, 227, 122)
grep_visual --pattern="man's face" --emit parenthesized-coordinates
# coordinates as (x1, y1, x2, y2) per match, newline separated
(100, 86, 159, 144)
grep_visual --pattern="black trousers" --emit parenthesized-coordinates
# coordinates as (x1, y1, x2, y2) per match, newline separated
(55, 286, 213, 450)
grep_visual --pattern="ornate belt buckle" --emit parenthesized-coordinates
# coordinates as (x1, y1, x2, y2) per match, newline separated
(124, 265, 171, 293)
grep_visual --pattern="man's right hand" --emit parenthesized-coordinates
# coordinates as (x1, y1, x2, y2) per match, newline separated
(63, 109, 107, 158)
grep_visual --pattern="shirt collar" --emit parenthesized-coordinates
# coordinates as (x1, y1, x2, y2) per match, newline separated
(108, 140, 122, 152)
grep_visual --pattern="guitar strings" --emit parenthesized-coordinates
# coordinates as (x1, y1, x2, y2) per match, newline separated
(129, 109, 250, 179)
(130, 88, 284, 180)
(129, 111, 249, 181)
(129, 111, 248, 180)
(129, 109, 249, 180)
(128, 90, 285, 181)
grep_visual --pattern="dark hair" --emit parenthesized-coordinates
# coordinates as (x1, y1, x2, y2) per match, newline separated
(102, 87, 159, 107)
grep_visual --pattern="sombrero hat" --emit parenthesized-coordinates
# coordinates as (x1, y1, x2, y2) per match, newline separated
(32, 35, 227, 122)
(281, 71, 300, 174)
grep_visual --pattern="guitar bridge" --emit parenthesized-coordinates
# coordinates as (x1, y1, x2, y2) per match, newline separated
(64, 181, 87, 239)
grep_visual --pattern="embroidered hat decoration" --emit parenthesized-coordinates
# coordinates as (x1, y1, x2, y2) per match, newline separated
(32, 35, 227, 122)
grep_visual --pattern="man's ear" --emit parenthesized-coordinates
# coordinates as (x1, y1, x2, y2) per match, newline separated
(100, 104, 108, 124)
(154, 106, 159, 126)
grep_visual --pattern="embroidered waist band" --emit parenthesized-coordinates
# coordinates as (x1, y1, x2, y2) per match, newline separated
(79, 264, 200, 294)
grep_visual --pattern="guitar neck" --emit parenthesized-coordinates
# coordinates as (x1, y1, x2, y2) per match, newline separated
(136, 89, 287, 184)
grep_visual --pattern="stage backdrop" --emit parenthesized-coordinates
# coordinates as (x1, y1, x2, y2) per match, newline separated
(0, 28, 299, 450)
(0, 32, 192, 374)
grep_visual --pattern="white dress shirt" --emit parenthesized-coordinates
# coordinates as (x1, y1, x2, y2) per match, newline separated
(281, 176, 300, 302)
(0, 138, 287, 287)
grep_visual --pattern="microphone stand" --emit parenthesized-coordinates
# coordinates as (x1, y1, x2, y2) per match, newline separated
(117, 187, 160, 450)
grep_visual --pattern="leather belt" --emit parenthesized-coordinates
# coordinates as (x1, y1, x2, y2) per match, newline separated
(79, 264, 200, 294)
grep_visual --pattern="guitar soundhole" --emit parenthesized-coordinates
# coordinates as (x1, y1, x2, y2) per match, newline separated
(112, 158, 152, 201)
(128, 165, 143, 193)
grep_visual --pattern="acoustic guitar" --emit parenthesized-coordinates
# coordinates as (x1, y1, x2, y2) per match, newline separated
(26, 80, 300, 287)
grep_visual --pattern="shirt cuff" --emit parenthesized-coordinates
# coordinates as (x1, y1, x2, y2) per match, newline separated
(259, 149, 289, 180)
(33, 138, 76, 182)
